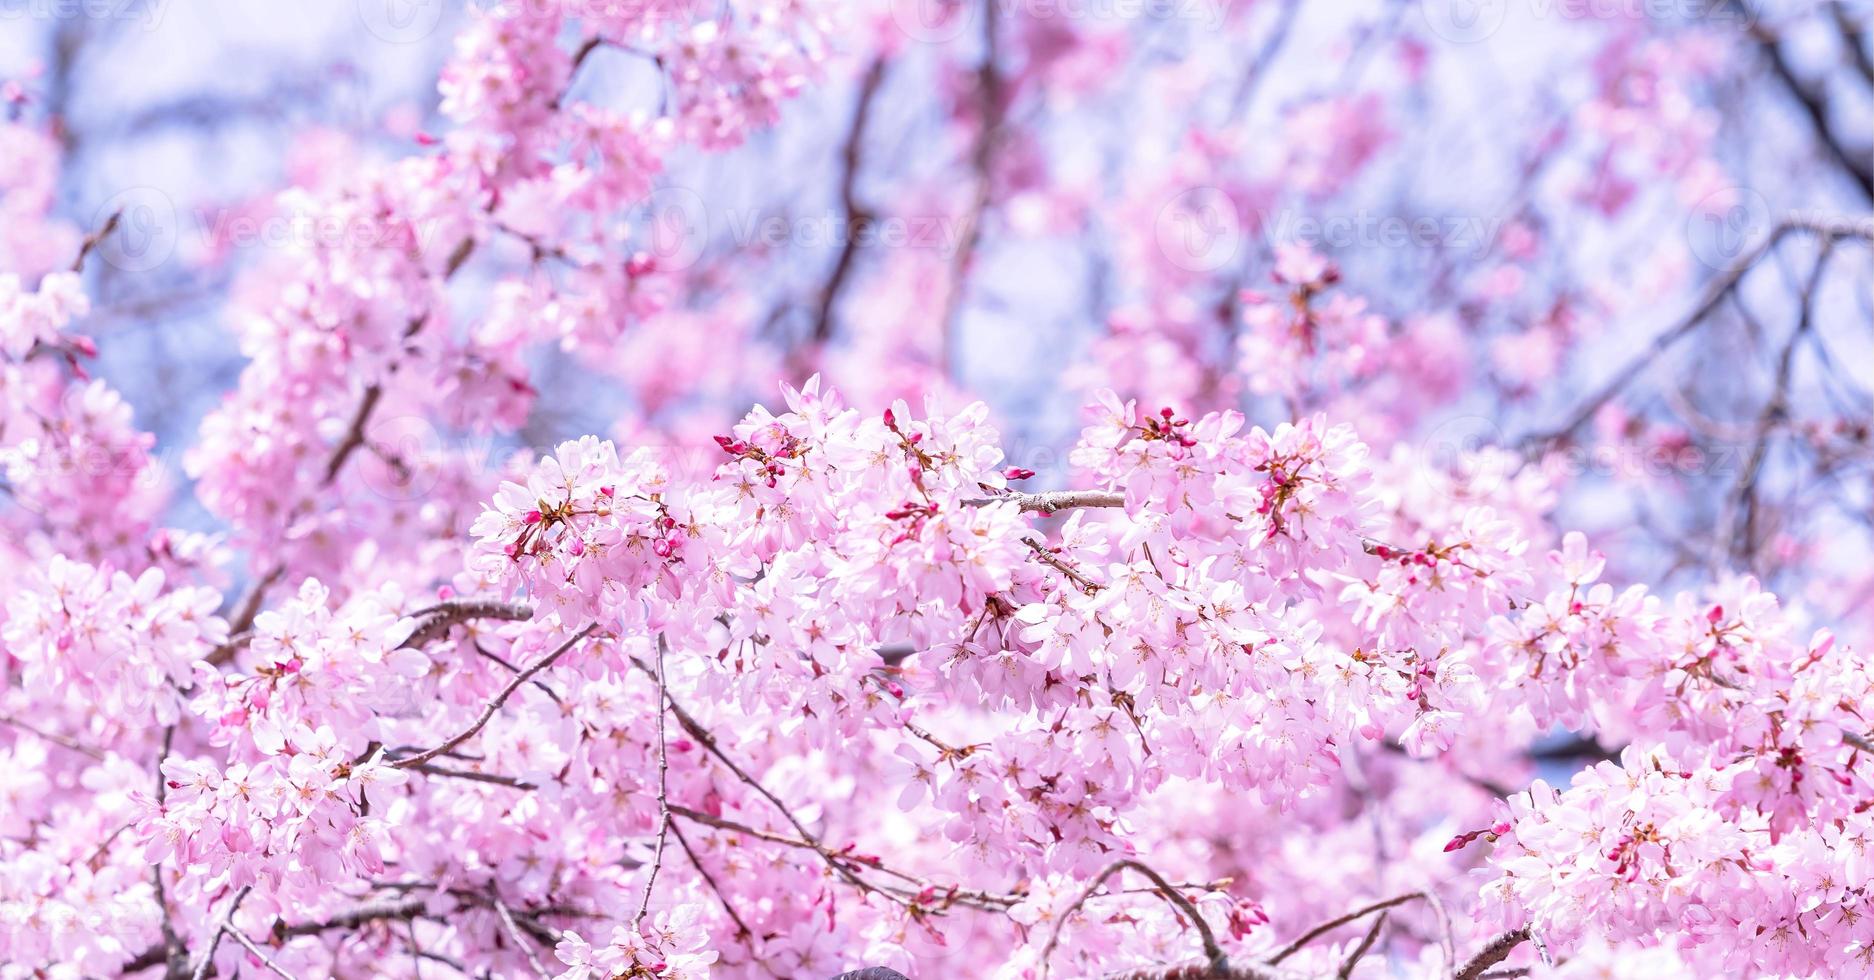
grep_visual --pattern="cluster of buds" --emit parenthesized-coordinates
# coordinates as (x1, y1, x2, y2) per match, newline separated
(1226, 897, 1271, 940)
(504, 492, 603, 560)
(1443, 819, 1513, 853)
(714, 434, 796, 489)
(1137, 406, 1197, 447)
(1367, 540, 1486, 586)
(1602, 822, 1666, 882)
(883, 499, 940, 544)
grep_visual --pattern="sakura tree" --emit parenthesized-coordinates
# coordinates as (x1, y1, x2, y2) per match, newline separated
(1, 1, 1872, 978)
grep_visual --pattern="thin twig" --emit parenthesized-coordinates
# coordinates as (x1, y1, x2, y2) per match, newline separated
(1525, 214, 1874, 446)
(811, 57, 887, 345)
(671, 819, 755, 941)
(71, 209, 122, 272)
(492, 896, 551, 978)
(1335, 911, 1387, 980)
(1454, 928, 1532, 980)
(1040, 859, 1225, 979)
(635, 636, 674, 926)
(224, 926, 299, 980)
(962, 489, 1126, 514)
(0, 714, 106, 760)
(188, 885, 253, 980)
(937, 0, 1006, 374)
(391, 625, 596, 770)
(1267, 893, 1427, 965)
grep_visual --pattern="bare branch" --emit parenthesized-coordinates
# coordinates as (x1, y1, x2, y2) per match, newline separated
(188, 885, 253, 980)
(635, 636, 674, 927)
(492, 896, 551, 978)
(963, 489, 1126, 514)
(811, 57, 888, 345)
(1335, 911, 1387, 980)
(70, 209, 121, 273)
(1525, 214, 1874, 446)
(391, 625, 596, 770)
(223, 926, 299, 980)
(1454, 928, 1533, 980)
(399, 600, 537, 649)
(1041, 859, 1226, 979)
(1267, 893, 1428, 966)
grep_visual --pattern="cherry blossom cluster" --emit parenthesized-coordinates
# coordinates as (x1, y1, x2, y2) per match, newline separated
(4, 0, 1871, 978)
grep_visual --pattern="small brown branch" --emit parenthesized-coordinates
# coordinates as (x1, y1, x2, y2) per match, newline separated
(1267, 893, 1428, 966)
(0, 714, 106, 760)
(391, 625, 596, 770)
(938, 0, 1007, 374)
(406, 762, 537, 790)
(71, 209, 122, 273)
(188, 885, 253, 980)
(1228, 0, 1301, 118)
(1722, 240, 1833, 567)
(811, 57, 888, 345)
(399, 600, 537, 649)
(1526, 214, 1874, 446)
(1454, 928, 1532, 980)
(324, 384, 385, 487)
(223, 566, 285, 644)
(1746, 17, 1873, 200)
(1335, 911, 1387, 980)
(492, 896, 551, 978)
(1024, 537, 1103, 593)
(963, 489, 1126, 514)
(671, 820, 755, 942)
(1040, 859, 1225, 979)
(153, 725, 185, 979)
(277, 896, 429, 937)
(214, 599, 536, 670)
(223, 926, 298, 980)
(635, 636, 674, 927)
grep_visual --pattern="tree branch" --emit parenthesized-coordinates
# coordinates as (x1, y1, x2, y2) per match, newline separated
(390, 625, 596, 770)
(1041, 859, 1226, 979)
(1454, 928, 1532, 980)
